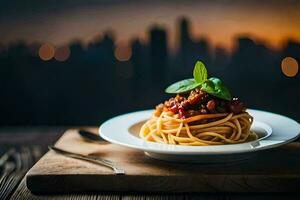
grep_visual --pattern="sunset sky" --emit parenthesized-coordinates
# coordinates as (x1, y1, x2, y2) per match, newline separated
(1, 0, 300, 50)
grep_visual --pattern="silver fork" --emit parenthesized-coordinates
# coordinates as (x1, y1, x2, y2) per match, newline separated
(49, 145, 125, 175)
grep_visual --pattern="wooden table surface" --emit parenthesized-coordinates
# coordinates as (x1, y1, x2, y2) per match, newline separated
(1, 127, 300, 199)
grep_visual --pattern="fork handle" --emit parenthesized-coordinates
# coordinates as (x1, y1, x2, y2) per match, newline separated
(67, 154, 125, 175)
(48, 146, 125, 175)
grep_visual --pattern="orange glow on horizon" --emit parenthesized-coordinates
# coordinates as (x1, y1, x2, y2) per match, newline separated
(1, 2, 300, 51)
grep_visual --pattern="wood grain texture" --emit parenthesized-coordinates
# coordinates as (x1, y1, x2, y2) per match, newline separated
(12, 178, 300, 200)
(26, 129, 300, 194)
(11, 178, 105, 200)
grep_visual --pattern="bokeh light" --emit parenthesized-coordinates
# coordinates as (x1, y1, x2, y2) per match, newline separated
(38, 43, 55, 61)
(54, 46, 71, 62)
(281, 57, 299, 77)
(114, 43, 132, 61)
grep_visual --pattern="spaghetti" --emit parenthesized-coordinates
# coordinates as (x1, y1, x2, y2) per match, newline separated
(139, 111, 257, 145)
(139, 61, 257, 146)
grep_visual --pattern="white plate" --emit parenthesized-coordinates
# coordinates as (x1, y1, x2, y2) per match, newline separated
(99, 109, 300, 162)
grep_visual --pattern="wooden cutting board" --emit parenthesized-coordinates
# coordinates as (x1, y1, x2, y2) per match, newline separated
(26, 129, 300, 194)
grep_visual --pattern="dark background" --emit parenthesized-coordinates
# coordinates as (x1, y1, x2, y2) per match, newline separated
(0, 0, 299, 125)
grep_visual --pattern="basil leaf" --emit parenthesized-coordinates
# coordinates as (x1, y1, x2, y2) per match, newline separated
(193, 61, 207, 84)
(165, 79, 201, 94)
(201, 77, 232, 100)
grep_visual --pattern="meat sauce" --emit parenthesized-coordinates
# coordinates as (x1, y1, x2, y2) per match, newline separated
(155, 88, 245, 119)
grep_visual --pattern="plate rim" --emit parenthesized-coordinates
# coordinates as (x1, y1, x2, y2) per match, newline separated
(99, 109, 300, 155)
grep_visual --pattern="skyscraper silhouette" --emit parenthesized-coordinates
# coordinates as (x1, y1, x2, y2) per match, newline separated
(149, 26, 168, 86)
(176, 17, 193, 78)
(213, 46, 230, 76)
(179, 17, 191, 58)
(191, 38, 212, 71)
(131, 39, 146, 91)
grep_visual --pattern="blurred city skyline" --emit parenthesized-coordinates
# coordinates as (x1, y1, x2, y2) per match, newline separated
(1, 0, 300, 50)
(0, 15, 299, 125)
(0, 1, 299, 126)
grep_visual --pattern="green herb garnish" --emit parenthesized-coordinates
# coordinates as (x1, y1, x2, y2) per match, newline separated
(164, 78, 200, 94)
(201, 77, 231, 101)
(165, 61, 232, 101)
(193, 61, 207, 84)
